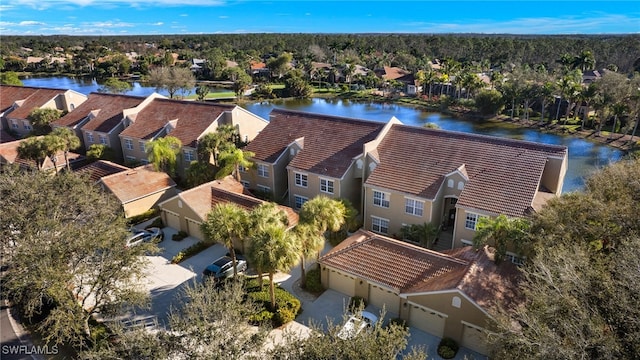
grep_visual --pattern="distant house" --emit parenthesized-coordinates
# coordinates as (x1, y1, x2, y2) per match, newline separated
(118, 98, 268, 174)
(158, 176, 298, 249)
(320, 229, 520, 356)
(98, 164, 178, 218)
(374, 66, 421, 95)
(0, 85, 87, 138)
(0, 138, 85, 172)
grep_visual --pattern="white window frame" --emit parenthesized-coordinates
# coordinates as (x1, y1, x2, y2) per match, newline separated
(457, 181, 464, 190)
(447, 179, 454, 188)
(294, 172, 308, 188)
(294, 195, 308, 210)
(11, 120, 18, 129)
(405, 198, 424, 216)
(139, 140, 145, 152)
(99, 135, 107, 145)
(371, 216, 389, 234)
(505, 252, 525, 266)
(124, 138, 133, 150)
(257, 184, 271, 193)
(320, 178, 334, 194)
(238, 165, 247, 172)
(184, 149, 195, 162)
(257, 164, 269, 178)
(125, 155, 136, 162)
(465, 213, 481, 230)
(373, 190, 390, 208)
(87, 132, 94, 143)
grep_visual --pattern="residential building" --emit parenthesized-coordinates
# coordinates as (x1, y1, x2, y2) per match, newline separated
(0, 138, 85, 172)
(118, 98, 268, 173)
(0, 85, 87, 137)
(74, 160, 130, 182)
(320, 229, 521, 356)
(243, 109, 393, 210)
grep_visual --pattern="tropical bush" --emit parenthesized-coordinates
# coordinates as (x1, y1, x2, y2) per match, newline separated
(437, 337, 459, 359)
(172, 231, 189, 241)
(348, 296, 367, 313)
(245, 278, 301, 327)
(170, 241, 211, 263)
(303, 267, 324, 294)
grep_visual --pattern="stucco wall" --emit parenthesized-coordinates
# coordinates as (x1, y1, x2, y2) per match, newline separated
(122, 187, 177, 218)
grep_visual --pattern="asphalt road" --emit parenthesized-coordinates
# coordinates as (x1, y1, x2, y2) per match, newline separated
(1, 299, 45, 360)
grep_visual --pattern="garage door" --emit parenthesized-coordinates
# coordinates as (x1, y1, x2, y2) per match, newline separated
(163, 210, 181, 231)
(369, 284, 400, 314)
(408, 304, 446, 337)
(461, 323, 488, 355)
(186, 218, 204, 241)
(328, 269, 356, 297)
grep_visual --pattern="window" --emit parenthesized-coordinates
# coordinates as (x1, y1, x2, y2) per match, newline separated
(23, 121, 32, 130)
(371, 216, 389, 234)
(447, 179, 454, 188)
(140, 159, 149, 165)
(450, 198, 458, 205)
(465, 213, 480, 230)
(124, 138, 133, 150)
(320, 178, 334, 194)
(87, 132, 94, 143)
(506, 252, 525, 266)
(11, 120, 18, 129)
(257, 164, 269, 177)
(184, 150, 195, 162)
(99, 135, 107, 145)
(405, 198, 424, 216)
(452, 296, 461, 308)
(139, 141, 145, 152)
(294, 195, 308, 210)
(457, 181, 464, 190)
(125, 155, 136, 162)
(240, 180, 250, 188)
(373, 190, 390, 208)
(238, 165, 246, 172)
(294, 172, 308, 187)
(257, 184, 271, 193)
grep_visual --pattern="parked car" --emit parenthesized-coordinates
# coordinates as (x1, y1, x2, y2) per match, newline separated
(126, 227, 163, 248)
(336, 311, 378, 340)
(202, 255, 247, 282)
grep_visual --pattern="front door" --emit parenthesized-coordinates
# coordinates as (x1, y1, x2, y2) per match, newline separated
(448, 209, 456, 227)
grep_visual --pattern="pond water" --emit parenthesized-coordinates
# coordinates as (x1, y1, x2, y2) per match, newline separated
(20, 76, 624, 193)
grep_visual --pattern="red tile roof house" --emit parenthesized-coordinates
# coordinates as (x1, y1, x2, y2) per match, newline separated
(158, 176, 298, 252)
(320, 229, 521, 356)
(0, 85, 87, 138)
(97, 164, 178, 218)
(74, 159, 130, 183)
(53, 92, 163, 161)
(117, 98, 268, 176)
(0, 138, 85, 172)
(362, 124, 567, 261)
(243, 109, 399, 211)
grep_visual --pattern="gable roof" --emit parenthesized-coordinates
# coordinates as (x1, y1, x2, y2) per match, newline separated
(375, 66, 411, 81)
(0, 85, 42, 114)
(321, 230, 520, 311)
(245, 109, 385, 178)
(1, 86, 67, 119)
(119, 98, 236, 147)
(366, 125, 567, 217)
(0, 138, 84, 170)
(210, 187, 299, 227)
(99, 164, 176, 204)
(75, 160, 129, 182)
(55, 92, 146, 131)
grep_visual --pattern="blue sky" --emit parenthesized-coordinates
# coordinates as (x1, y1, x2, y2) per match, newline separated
(0, 1, 638, 36)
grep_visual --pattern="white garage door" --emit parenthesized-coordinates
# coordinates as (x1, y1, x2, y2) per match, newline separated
(461, 323, 489, 355)
(408, 304, 446, 337)
(369, 284, 400, 315)
(163, 210, 181, 231)
(328, 269, 356, 297)
(186, 218, 204, 241)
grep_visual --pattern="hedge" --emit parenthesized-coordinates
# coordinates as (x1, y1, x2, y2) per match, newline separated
(245, 278, 301, 327)
(303, 267, 324, 294)
(170, 241, 213, 264)
(437, 337, 460, 359)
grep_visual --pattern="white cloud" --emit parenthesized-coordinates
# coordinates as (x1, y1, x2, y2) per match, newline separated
(12, 0, 225, 9)
(19, 20, 45, 26)
(152, 22, 164, 26)
(87, 21, 134, 28)
(218, 15, 228, 19)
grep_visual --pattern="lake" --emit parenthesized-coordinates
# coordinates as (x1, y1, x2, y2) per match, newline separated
(21, 76, 624, 193)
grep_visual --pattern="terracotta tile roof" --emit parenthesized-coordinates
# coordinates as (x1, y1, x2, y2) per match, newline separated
(0, 140, 21, 164)
(0, 130, 17, 143)
(0, 138, 84, 170)
(119, 98, 235, 147)
(75, 160, 129, 182)
(250, 61, 266, 70)
(245, 109, 385, 178)
(55, 92, 145, 131)
(0, 85, 41, 113)
(2, 86, 67, 119)
(375, 66, 411, 81)
(321, 230, 520, 311)
(174, 176, 248, 221)
(210, 188, 299, 228)
(366, 125, 567, 217)
(99, 164, 176, 204)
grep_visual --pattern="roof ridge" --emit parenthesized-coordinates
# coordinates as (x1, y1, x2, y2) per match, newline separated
(271, 108, 384, 127)
(210, 186, 264, 205)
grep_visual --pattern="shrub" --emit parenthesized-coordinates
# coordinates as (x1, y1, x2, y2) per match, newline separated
(348, 296, 367, 313)
(170, 241, 211, 263)
(475, 89, 504, 116)
(171, 252, 185, 264)
(303, 267, 324, 294)
(126, 209, 159, 226)
(388, 317, 408, 330)
(438, 337, 459, 359)
(146, 217, 164, 229)
(244, 279, 301, 327)
(172, 231, 189, 241)
(274, 307, 296, 325)
(249, 310, 273, 324)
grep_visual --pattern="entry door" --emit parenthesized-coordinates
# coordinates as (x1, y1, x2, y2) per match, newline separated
(448, 209, 456, 226)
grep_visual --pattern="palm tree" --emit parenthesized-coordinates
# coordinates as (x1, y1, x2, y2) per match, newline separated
(473, 214, 531, 264)
(145, 136, 182, 176)
(399, 222, 439, 248)
(42, 134, 66, 172)
(579, 84, 598, 130)
(248, 202, 291, 288)
(17, 137, 48, 170)
(299, 196, 346, 239)
(572, 50, 596, 72)
(201, 203, 250, 279)
(197, 125, 238, 166)
(248, 223, 300, 309)
(609, 102, 628, 140)
(215, 147, 255, 182)
(51, 127, 81, 171)
(292, 223, 324, 288)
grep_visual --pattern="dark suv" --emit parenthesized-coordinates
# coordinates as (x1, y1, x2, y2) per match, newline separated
(202, 256, 247, 281)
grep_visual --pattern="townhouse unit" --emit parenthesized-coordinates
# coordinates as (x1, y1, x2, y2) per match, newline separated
(0, 85, 87, 137)
(118, 98, 268, 174)
(243, 109, 393, 210)
(362, 125, 567, 258)
(53, 92, 162, 160)
(0, 138, 85, 172)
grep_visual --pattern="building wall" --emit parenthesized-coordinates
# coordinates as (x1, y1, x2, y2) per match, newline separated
(120, 135, 150, 165)
(363, 185, 434, 237)
(121, 187, 177, 218)
(453, 208, 493, 248)
(540, 156, 568, 195)
(287, 168, 342, 210)
(228, 107, 269, 142)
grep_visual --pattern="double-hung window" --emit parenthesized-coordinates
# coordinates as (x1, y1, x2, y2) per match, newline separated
(125, 138, 133, 150)
(373, 190, 390, 208)
(184, 150, 195, 162)
(87, 132, 94, 144)
(99, 135, 107, 145)
(294, 195, 308, 210)
(257, 164, 269, 177)
(465, 213, 481, 230)
(320, 178, 334, 194)
(405, 198, 424, 216)
(139, 141, 145, 152)
(371, 216, 389, 234)
(295, 172, 308, 187)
